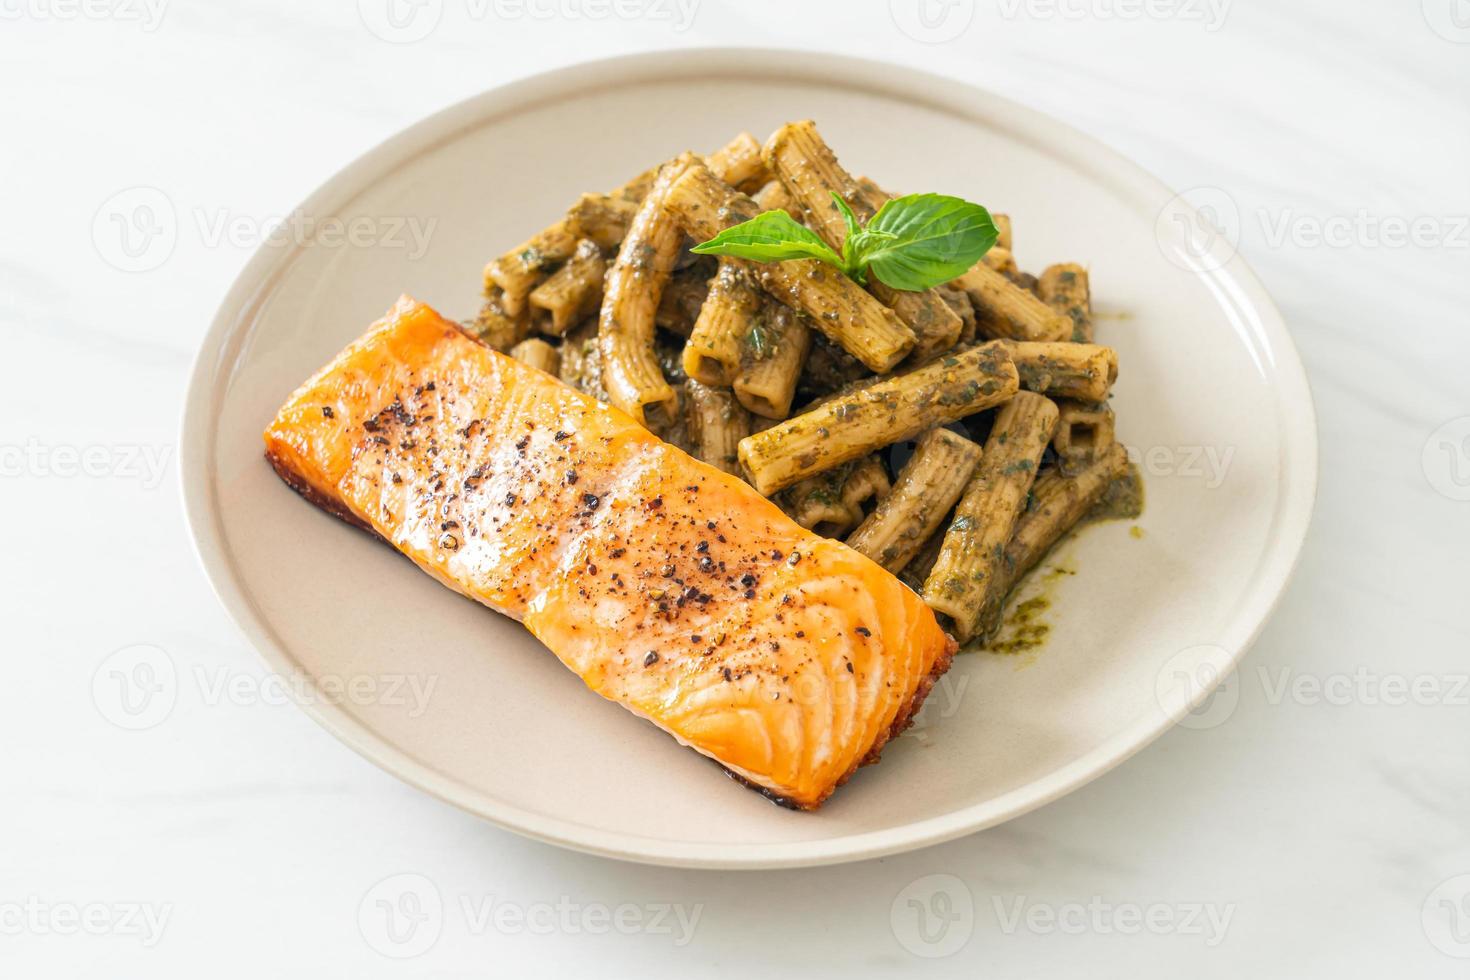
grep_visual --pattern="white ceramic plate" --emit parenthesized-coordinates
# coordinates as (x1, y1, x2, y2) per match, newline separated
(181, 50, 1316, 869)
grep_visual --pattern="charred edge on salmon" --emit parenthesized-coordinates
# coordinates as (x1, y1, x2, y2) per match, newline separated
(721, 634, 956, 811)
(266, 449, 374, 534)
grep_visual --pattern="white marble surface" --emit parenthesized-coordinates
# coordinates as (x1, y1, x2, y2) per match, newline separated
(3, 1, 1468, 975)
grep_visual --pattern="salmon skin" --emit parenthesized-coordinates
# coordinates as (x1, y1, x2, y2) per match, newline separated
(264, 296, 955, 809)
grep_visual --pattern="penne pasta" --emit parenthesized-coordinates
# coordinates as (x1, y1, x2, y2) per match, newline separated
(1052, 399, 1116, 474)
(846, 428, 983, 573)
(783, 464, 861, 536)
(564, 192, 641, 250)
(733, 301, 813, 420)
(683, 260, 764, 386)
(990, 444, 1130, 633)
(841, 454, 891, 518)
(781, 454, 887, 536)
(983, 246, 1019, 279)
(468, 290, 532, 351)
(463, 120, 1141, 654)
(934, 284, 978, 346)
(664, 162, 916, 373)
(923, 391, 1059, 641)
(508, 337, 561, 376)
(1037, 263, 1093, 343)
(484, 134, 761, 316)
(737, 341, 1019, 496)
(953, 260, 1072, 343)
(529, 238, 606, 337)
(1000, 340, 1118, 402)
(798, 333, 870, 401)
(753, 178, 802, 217)
(705, 131, 770, 193)
(597, 153, 697, 428)
(484, 224, 579, 316)
(763, 122, 964, 362)
(683, 379, 751, 475)
(900, 526, 948, 594)
(556, 317, 604, 398)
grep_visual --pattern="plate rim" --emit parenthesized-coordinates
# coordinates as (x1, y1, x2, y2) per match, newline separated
(180, 46, 1319, 870)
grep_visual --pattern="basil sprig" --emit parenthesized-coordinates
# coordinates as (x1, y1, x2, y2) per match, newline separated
(691, 191, 997, 292)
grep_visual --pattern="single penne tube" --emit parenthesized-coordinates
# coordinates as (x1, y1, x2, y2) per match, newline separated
(846, 428, 983, 572)
(1052, 398, 1116, 474)
(763, 122, 962, 361)
(953, 260, 1072, 342)
(1000, 340, 1118, 402)
(1037, 262, 1093, 343)
(782, 465, 859, 536)
(683, 260, 764, 385)
(529, 238, 606, 336)
(923, 391, 1060, 641)
(508, 337, 561, 376)
(564, 192, 640, 250)
(840, 454, 891, 517)
(983, 246, 1019, 278)
(737, 341, 1019, 496)
(706, 131, 769, 193)
(684, 379, 751, 475)
(989, 444, 1130, 633)
(782, 454, 887, 535)
(467, 290, 532, 351)
(664, 162, 915, 373)
(733, 301, 813, 419)
(597, 153, 697, 428)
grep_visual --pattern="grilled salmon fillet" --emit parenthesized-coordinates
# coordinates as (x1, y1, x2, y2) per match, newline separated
(264, 296, 955, 809)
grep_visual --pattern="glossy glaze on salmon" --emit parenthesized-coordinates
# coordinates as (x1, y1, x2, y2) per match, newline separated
(263, 296, 955, 809)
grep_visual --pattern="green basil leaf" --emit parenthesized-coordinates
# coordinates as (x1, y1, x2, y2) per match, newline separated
(829, 192, 865, 278)
(690, 210, 843, 267)
(830, 191, 863, 245)
(859, 193, 997, 291)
